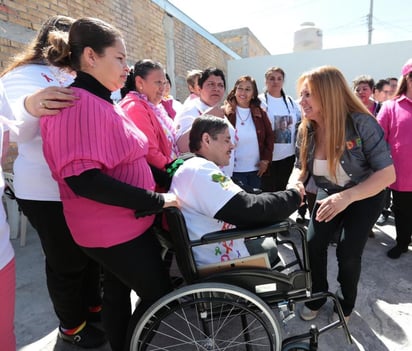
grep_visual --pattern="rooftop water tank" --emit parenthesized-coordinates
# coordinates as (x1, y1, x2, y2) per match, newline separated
(293, 22, 323, 52)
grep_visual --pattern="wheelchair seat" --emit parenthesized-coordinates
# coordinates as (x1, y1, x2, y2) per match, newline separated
(164, 206, 311, 301)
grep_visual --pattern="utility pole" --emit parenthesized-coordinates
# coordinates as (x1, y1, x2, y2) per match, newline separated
(368, 0, 374, 44)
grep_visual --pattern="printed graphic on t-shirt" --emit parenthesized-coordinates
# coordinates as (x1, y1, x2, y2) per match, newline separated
(214, 221, 241, 261)
(273, 115, 293, 144)
(211, 173, 232, 189)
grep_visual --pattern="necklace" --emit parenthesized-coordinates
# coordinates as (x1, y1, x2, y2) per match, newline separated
(236, 108, 251, 125)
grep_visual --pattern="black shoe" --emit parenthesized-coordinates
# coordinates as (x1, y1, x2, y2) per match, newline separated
(376, 213, 389, 226)
(59, 323, 107, 349)
(387, 245, 408, 259)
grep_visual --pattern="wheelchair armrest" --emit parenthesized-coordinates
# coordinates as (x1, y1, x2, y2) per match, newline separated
(200, 220, 291, 245)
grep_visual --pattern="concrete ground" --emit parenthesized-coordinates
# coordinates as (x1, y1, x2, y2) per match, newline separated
(13, 214, 412, 351)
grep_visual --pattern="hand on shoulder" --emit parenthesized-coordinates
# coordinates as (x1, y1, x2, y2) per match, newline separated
(25, 86, 77, 117)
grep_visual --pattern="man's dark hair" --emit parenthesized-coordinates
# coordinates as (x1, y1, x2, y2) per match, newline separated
(198, 67, 226, 89)
(373, 78, 389, 92)
(189, 115, 228, 152)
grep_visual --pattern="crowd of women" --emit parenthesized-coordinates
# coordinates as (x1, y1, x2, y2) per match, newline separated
(0, 14, 410, 351)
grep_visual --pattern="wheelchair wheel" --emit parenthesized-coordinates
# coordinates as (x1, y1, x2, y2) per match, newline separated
(282, 342, 310, 351)
(130, 282, 282, 351)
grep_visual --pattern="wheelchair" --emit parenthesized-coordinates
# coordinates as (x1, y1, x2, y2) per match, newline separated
(129, 207, 353, 351)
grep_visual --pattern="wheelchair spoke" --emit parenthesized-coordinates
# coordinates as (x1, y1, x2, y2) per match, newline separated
(131, 283, 282, 351)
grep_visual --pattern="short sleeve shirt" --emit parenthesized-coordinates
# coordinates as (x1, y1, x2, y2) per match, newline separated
(170, 157, 250, 266)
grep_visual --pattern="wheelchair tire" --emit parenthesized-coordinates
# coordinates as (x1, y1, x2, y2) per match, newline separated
(282, 342, 311, 351)
(130, 282, 282, 351)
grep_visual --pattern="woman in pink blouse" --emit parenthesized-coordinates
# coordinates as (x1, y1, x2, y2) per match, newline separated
(377, 58, 412, 259)
(120, 60, 178, 172)
(40, 18, 178, 351)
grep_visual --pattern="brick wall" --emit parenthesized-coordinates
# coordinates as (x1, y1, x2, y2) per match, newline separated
(0, 0, 233, 171)
(0, 0, 231, 101)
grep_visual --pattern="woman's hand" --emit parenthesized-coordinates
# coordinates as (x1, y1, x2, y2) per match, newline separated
(315, 192, 350, 222)
(162, 193, 180, 209)
(257, 160, 269, 177)
(24, 86, 77, 117)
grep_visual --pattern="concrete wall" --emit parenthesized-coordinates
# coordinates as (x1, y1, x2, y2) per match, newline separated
(227, 40, 412, 99)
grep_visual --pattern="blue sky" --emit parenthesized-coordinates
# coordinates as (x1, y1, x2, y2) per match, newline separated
(168, 0, 412, 55)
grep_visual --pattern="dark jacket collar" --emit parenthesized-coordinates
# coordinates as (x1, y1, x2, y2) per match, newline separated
(71, 71, 113, 104)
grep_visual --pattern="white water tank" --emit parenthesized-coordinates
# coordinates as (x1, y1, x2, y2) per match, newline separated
(293, 22, 323, 52)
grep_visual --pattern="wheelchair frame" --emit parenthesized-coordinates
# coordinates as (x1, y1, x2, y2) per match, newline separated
(129, 207, 353, 351)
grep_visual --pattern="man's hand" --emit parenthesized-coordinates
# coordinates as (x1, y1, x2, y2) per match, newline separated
(162, 193, 180, 209)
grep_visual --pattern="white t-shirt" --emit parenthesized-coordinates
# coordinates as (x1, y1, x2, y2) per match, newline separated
(170, 157, 250, 266)
(259, 93, 300, 161)
(174, 97, 208, 140)
(0, 82, 15, 269)
(1, 64, 74, 201)
(174, 97, 235, 176)
(233, 106, 259, 172)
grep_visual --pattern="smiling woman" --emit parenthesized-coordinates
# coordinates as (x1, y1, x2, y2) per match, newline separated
(224, 75, 273, 189)
(290, 65, 395, 324)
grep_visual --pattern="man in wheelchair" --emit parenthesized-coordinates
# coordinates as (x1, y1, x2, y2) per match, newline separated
(169, 115, 304, 268)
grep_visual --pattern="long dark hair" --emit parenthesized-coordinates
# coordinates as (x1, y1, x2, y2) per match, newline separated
(1, 15, 74, 77)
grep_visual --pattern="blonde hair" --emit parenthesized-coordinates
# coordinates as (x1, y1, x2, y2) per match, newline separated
(297, 66, 371, 180)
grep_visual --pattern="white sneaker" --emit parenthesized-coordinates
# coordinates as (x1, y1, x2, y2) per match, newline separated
(299, 305, 319, 321)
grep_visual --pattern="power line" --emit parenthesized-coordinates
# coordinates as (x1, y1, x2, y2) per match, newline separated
(373, 16, 412, 33)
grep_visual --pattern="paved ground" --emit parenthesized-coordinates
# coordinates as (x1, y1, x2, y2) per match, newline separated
(13, 214, 412, 351)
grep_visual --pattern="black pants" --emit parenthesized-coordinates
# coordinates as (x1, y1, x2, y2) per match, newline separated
(17, 199, 102, 329)
(305, 189, 385, 316)
(391, 190, 412, 249)
(261, 155, 295, 192)
(381, 187, 392, 216)
(82, 228, 173, 351)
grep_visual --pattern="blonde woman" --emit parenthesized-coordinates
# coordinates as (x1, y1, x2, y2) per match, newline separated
(289, 66, 395, 323)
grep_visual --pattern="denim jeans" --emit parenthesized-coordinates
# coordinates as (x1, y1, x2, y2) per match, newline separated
(232, 171, 261, 190)
(305, 188, 385, 316)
